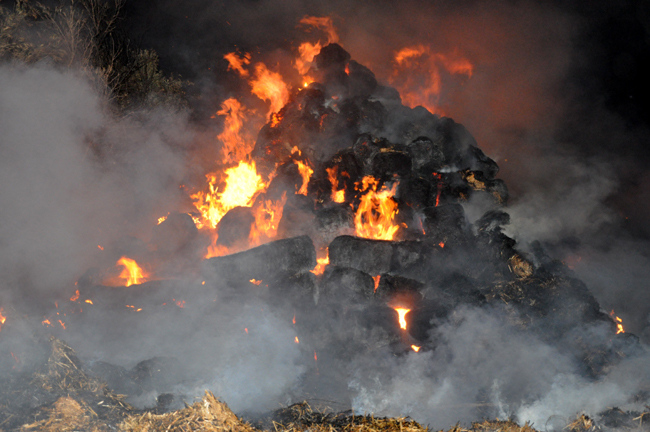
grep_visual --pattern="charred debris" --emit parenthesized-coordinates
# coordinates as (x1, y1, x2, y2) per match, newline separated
(1, 43, 648, 430)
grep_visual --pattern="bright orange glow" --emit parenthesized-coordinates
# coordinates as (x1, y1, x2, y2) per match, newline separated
(250, 63, 290, 118)
(411, 345, 421, 352)
(610, 310, 625, 334)
(394, 307, 411, 330)
(117, 256, 146, 287)
(311, 249, 329, 275)
(97, 245, 104, 250)
(439, 242, 445, 248)
(245, 328, 248, 334)
(217, 98, 253, 165)
(42, 318, 52, 327)
(354, 176, 400, 240)
(191, 160, 266, 230)
(372, 275, 381, 292)
(294, 160, 313, 195)
(224, 52, 251, 77)
(0, 308, 6, 332)
(295, 16, 339, 76)
(295, 336, 300, 344)
(249, 191, 288, 247)
(85, 299, 93, 305)
(70, 290, 80, 302)
(293, 313, 296, 325)
(157, 215, 168, 225)
(326, 166, 346, 203)
(174, 299, 185, 308)
(58, 320, 66, 330)
(391, 45, 473, 115)
(250, 279, 262, 285)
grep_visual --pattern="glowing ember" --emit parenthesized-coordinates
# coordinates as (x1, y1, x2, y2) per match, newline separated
(610, 310, 625, 334)
(411, 345, 421, 352)
(42, 318, 52, 327)
(245, 328, 248, 334)
(97, 245, 104, 250)
(293, 313, 296, 325)
(175, 299, 185, 308)
(117, 256, 146, 287)
(394, 307, 411, 330)
(85, 299, 93, 305)
(391, 45, 473, 115)
(354, 176, 400, 241)
(295, 336, 300, 344)
(439, 242, 445, 248)
(0, 308, 6, 332)
(58, 320, 66, 330)
(294, 160, 313, 195)
(70, 290, 80, 302)
(326, 166, 346, 203)
(157, 215, 168, 225)
(250, 279, 263, 285)
(372, 275, 381, 292)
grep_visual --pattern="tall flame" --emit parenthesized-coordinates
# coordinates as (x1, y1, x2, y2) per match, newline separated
(117, 257, 146, 287)
(249, 192, 288, 247)
(354, 176, 400, 240)
(217, 98, 251, 164)
(610, 310, 625, 334)
(394, 307, 411, 330)
(391, 45, 473, 115)
(250, 63, 290, 118)
(326, 166, 346, 203)
(294, 160, 313, 195)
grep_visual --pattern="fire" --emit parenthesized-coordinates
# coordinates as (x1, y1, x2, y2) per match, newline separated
(224, 52, 250, 77)
(393, 307, 411, 330)
(157, 215, 168, 225)
(293, 313, 296, 325)
(250, 63, 290, 118)
(216, 98, 252, 164)
(85, 299, 93, 305)
(372, 275, 381, 292)
(97, 245, 104, 250)
(58, 320, 66, 330)
(42, 318, 52, 327)
(391, 45, 473, 115)
(70, 290, 80, 302)
(311, 249, 329, 275)
(0, 308, 6, 332)
(326, 166, 346, 203)
(354, 176, 400, 241)
(294, 160, 313, 195)
(295, 336, 300, 344)
(610, 310, 625, 334)
(117, 256, 146, 287)
(250, 279, 262, 285)
(191, 160, 266, 230)
(411, 345, 421, 352)
(249, 192, 288, 247)
(295, 16, 339, 76)
(439, 242, 445, 248)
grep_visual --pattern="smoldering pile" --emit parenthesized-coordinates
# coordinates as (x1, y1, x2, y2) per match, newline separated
(1, 43, 649, 431)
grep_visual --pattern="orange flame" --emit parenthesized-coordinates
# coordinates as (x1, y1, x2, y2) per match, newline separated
(610, 310, 625, 334)
(250, 63, 290, 118)
(295, 336, 300, 344)
(0, 308, 6, 332)
(58, 320, 66, 330)
(42, 318, 52, 327)
(326, 166, 346, 203)
(411, 345, 421, 352)
(294, 160, 313, 195)
(157, 215, 168, 225)
(216, 98, 252, 164)
(295, 16, 339, 76)
(311, 248, 329, 275)
(391, 45, 473, 115)
(354, 176, 400, 240)
(191, 160, 266, 230)
(117, 256, 146, 287)
(249, 192, 288, 247)
(250, 279, 262, 285)
(372, 275, 381, 292)
(224, 52, 251, 77)
(85, 299, 93, 305)
(70, 290, 80, 302)
(393, 307, 411, 330)
(97, 245, 104, 250)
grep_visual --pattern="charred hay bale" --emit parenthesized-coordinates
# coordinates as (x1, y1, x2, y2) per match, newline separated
(328, 235, 392, 275)
(469, 146, 499, 180)
(346, 60, 378, 98)
(475, 209, 510, 233)
(423, 203, 470, 243)
(352, 134, 390, 169)
(436, 117, 478, 167)
(407, 136, 445, 171)
(390, 240, 428, 274)
(397, 175, 435, 209)
(130, 357, 187, 394)
(267, 271, 317, 305)
(370, 149, 412, 181)
(150, 213, 198, 253)
(358, 98, 388, 132)
(375, 274, 425, 304)
(203, 236, 316, 284)
(320, 265, 375, 301)
(216, 206, 255, 248)
(265, 159, 304, 199)
(277, 195, 315, 239)
(488, 178, 509, 204)
(316, 205, 354, 235)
